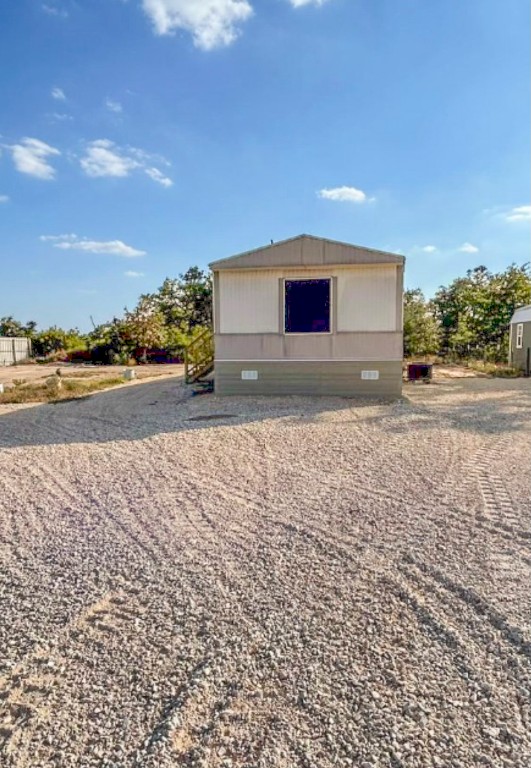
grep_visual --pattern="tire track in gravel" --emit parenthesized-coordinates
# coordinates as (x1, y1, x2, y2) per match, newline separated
(402, 555, 531, 663)
(417, 427, 531, 566)
(467, 433, 530, 536)
(2, 380, 530, 766)
(24, 452, 179, 568)
(381, 572, 530, 759)
(121, 476, 390, 765)
(148, 450, 379, 602)
(395, 557, 531, 719)
(0, 587, 150, 763)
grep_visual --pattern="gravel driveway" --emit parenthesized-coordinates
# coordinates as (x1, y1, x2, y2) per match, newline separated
(0, 377, 530, 767)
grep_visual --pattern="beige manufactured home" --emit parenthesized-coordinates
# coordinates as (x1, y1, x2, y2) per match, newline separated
(210, 234, 404, 397)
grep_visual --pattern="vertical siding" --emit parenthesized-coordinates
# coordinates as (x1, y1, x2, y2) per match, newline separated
(0, 337, 32, 365)
(218, 265, 400, 335)
(336, 266, 398, 331)
(509, 322, 531, 371)
(219, 271, 280, 333)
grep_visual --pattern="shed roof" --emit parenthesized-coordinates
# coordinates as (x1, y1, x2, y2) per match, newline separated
(510, 305, 531, 324)
(209, 234, 404, 271)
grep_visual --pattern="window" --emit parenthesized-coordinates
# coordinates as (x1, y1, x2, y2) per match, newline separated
(516, 323, 524, 349)
(284, 279, 331, 334)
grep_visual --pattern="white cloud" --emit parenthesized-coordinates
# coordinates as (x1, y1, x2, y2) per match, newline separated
(48, 112, 73, 123)
(41, 234, 146, 257)
(141, 0, 253, 50)
(51, 87, 66, 101)
(80, 140, 139, 178)
(459, 242, 479, 254)
(40, 234, 77, 242)
(124, 270, 145, 278)
(9, 138, 60, 180)
(505, 205, 531, 223)
(105, 98, 123, 114)
(289, 0, 329, 6)
(317, 186, 370, 203)
(42, 4, 68, 17)
(421, 245, 437, 253)
(79, 139, 173, 187)
(144, 166, 173, 187)
(0, 195, 9, 204)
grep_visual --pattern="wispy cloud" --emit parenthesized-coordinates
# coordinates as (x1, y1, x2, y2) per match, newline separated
(51, 87, 66, 101)
(0, 195, 9, 204)
(458, 242, 479, 254)
(48, 112, 73, 123)
(421, 245, 437, 253)
(289, 0, 330, 6)
(505, 205, 531, 223)
(124, 270, 145, 278)
(79, 139, 173, 187)
(8, 138, 60, 180)
(317, 186, 372, 203)
(144, 166, 173, 187)
(42, 3, 68, 17)
(141, 0, 253, 50)
(105, 98, 123, 114)
(41, 234, 146, 257)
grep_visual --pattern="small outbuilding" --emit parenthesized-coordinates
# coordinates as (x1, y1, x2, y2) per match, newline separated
(509, 304, 531, 374)
(0, 337, 32, 366)
(209, 234, 404, 397)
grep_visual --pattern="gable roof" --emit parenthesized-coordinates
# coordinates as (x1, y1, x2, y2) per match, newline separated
(209, 234, 404, 271)
(510, 304, 531, 324)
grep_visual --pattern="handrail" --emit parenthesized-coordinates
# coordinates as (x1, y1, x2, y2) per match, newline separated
(184, 329, 214, 383)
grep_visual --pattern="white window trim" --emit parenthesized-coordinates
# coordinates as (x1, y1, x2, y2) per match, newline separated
(282, 276, 333, 336)
(516, 323, 524, 349)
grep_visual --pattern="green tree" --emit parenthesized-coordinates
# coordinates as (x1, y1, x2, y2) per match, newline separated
(403, 289, 441, 358)
(32, 327, 87, 357)
(0, 316, 37, 337)
(176, 267, 212, 331)
(141, 268, 212, 335)
(433, 263, 531, 361)
(121, 298, 166, 361)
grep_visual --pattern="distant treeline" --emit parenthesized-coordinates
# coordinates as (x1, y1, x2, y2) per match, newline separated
(404, 263, 530, 362)
(0, 267, 212, 364)
(2, 262, 530, 364)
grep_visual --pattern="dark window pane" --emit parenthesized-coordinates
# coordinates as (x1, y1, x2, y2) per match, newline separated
(285, 279, 330, 333)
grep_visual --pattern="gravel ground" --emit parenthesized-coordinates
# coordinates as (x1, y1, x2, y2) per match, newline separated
(0, 376, 530, 768)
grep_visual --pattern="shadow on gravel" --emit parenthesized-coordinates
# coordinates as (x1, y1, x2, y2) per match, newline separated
(0, 375, 529, 449)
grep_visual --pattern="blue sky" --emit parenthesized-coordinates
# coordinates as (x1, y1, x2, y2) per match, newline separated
(0, 0, 529, 331)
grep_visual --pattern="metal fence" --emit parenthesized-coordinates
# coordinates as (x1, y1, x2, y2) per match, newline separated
(0, 337, 32, 366)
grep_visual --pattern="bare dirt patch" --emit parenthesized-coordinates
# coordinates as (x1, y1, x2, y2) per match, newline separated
(0, 377, 529, 766)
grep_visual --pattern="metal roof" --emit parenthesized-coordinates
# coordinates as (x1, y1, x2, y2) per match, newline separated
(510, 304, 531, 324)
(209, 234, 404, 270)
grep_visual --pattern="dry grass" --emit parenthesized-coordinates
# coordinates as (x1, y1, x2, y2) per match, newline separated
(464, 360, 522, 377)
(0, 377, 125, 404)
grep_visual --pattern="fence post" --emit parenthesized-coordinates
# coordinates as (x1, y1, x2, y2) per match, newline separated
(12, 338, 17, 366)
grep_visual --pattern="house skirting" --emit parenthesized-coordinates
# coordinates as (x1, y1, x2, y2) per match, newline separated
(214, 360, 402, 397)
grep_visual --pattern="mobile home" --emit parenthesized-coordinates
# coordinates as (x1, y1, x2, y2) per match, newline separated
(209, 235, 404, 397)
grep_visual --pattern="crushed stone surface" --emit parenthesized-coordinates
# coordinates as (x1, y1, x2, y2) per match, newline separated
(0, 376, 530, 767)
